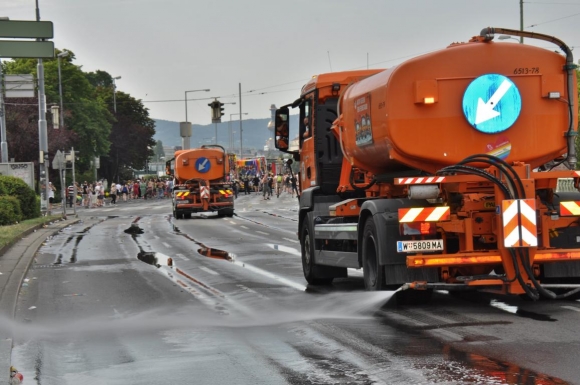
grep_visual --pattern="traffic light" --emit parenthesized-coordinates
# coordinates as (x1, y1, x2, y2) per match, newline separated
(209, 99, 224, 123)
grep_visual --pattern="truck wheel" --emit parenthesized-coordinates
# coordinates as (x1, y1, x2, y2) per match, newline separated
(362, 217, 386, 291)
(184, 213, 192, 219)
(301, 220, 333, 285)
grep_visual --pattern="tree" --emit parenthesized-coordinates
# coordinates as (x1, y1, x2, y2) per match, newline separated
(93, 87, 156, 183)
(3, 52, 112, 174)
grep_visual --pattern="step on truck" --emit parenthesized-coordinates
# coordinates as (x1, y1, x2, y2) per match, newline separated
(275, 27, 580, 301)
(167, 145, 234, 219)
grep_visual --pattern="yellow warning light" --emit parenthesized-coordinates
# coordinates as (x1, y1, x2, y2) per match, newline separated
(424, 97, 435, 104)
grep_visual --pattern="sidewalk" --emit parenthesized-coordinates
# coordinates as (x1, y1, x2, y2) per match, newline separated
(0, 217, 80, 383)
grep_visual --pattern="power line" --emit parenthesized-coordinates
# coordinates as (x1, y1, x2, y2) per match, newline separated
(527, 11, 580, 27)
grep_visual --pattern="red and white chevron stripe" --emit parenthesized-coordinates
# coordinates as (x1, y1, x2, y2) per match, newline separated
(397, 176, 446, 185)
(399, 207, 450, 222)
(502, 199, 537, 247)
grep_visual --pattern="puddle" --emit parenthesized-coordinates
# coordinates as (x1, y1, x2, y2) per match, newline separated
(124, 223, 144, 235)
(137, 251, 173, 268)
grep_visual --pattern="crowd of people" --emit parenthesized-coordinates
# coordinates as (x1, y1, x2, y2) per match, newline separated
(231, 172, 298, 199)
(62, 178, 174, 209)
(55, 172, 299, 209)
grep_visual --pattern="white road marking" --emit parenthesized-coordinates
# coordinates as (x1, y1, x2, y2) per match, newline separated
(268, 244, 300, 256)
(229, 220, 236, 224)
(256, 230, 269, 235)
(283, 237, 299, 244)
(153, 236, 160, 240)
(200, 266, 219, 275)
(561, 305, 580, 312)
(241, 225, 249, 229)
(162, 242, 172, 248)
(175, 253, 188, 261)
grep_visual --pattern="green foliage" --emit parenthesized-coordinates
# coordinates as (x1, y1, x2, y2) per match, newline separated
(3, 51, 112, 173)
(0, 176, 39, 219)
(0, 196, 23, 225)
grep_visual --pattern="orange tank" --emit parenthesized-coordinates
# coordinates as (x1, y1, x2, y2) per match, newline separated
(337, 41, 576, 175)
(174, 147, 229, 183)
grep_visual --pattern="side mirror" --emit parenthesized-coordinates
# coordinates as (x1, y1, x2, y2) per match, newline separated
(274, 107, 290, 151)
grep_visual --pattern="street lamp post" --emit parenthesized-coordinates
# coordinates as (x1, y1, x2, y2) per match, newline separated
(229, 112, 247, 153)
(57, 50, 69, 129)
(185, 88, 210, 122)
(112, 76, 121, 113)
(498, 35, 520, 43)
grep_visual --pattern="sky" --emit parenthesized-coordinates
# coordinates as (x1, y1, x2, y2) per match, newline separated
(4, 0, 580, 125)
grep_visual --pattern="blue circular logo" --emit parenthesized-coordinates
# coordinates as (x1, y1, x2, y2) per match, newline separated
(195, 157, 211, 173)
(462, 74, 521, 134)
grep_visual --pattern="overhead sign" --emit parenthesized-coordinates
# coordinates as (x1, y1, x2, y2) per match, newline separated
(0, 20, 54, 39)
(4, 74, 35, 98)
(195, 157, 211, 173)
(0, 40, 55, 58)
(462, 74, 521, 134)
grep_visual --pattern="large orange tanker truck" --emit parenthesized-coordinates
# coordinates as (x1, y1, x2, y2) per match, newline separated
(168, 145, 234, 219)
(275, 27, 580, 301)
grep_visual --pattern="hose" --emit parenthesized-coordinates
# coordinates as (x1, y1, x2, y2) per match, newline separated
(440, 154, 580, 300)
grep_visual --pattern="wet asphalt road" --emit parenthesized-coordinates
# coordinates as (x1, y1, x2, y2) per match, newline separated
(7, 192, 580, 384)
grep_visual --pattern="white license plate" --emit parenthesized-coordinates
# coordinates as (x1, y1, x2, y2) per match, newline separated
(397, 239, 444, 253)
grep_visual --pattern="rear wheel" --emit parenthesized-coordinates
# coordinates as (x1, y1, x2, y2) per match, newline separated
(362, 217, 386, 291)
(301, 218, 333, 285)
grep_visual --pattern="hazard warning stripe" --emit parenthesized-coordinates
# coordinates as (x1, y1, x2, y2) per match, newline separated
(175, 191, 190, 197)
(200, 186, 210, 199)
(397, 176, 446, 185)
(502, 199, 537, 247)
(398, 207, 450, 223)
(560, 201, 580, 216)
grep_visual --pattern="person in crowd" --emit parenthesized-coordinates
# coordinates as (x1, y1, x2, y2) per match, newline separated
(133, 180, 141, 199)
(48, 182, 56, 210)
(166, 179, 173, 198)
(89, 183, 98, 208)
(93, 182, 101, 207)
(121, 183, 129, 202)
(232, 179, 239, 199)
(110, 183, 117, 204)
(253, 174, 260, 193)
(82, 181, 89, 207)
(291, 175, 297, 198)
(67, 183, 75, 208)
(156, 179, 165, 199)
(243, 175, 250, 195)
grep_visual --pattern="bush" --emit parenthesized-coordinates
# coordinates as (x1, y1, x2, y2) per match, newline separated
(0, 176, 39, 219)
(0, 195, 23, 225)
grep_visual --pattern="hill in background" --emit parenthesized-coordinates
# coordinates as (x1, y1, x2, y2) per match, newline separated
(153, 115, 298, 154)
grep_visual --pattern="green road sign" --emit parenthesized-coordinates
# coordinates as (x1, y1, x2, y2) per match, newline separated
(0, 40, 55, 58)
(0, 20, 53, 39)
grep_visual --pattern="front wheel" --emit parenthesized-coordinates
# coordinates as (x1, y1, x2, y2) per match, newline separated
(362, 217, 386, 291)
(301, 219, 333, 285)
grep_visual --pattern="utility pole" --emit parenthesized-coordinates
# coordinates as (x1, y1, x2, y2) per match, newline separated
(239, 83, 243, 157)
(0, 57, 8, 162)
(520, 0, 524, 44)
(36, 0, 50, 215)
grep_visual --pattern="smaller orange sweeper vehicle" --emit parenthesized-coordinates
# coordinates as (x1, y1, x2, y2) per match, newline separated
(168, 145, 234, 219)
